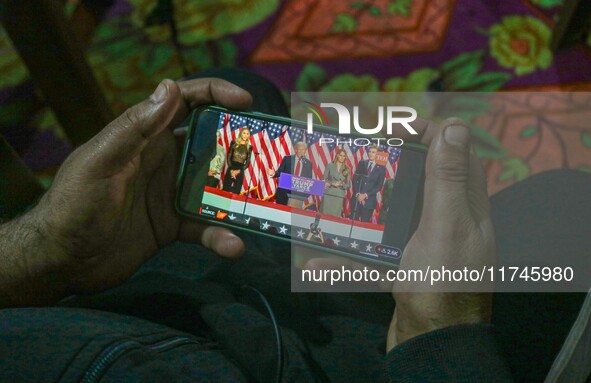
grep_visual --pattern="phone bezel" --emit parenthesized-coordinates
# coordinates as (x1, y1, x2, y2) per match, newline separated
(176, 106, 426, 268)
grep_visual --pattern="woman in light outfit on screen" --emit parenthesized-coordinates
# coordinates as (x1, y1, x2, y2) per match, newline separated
(320, 149, 351, 217)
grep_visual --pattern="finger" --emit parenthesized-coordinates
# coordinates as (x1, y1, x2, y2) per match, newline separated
(416, 119, 491, 224)
(407, 117, 440, 146)
(178, 77, 253, 109)
(383, 117, 442, 146)
(467, 148, 491, 224)
(81, 79, 182, 177)
(179, 220, 245, 258)
(80, 78, 252, 177)
(170, 77, 252, 152)
(169, 77, 253, 129)
(420, 118, 473, 232)
(303, 257, 365, 271)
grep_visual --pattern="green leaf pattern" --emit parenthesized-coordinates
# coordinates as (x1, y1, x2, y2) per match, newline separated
(530, 0, 563, 9)
(296, 64, 327, 92)
(520, 126, 539, 139)
(0, 26, 30, 88)
(499, 157, 530, 183)
(387, 0, 412, 16)
(0, 1, 587, 193)
(331, 14, 358, 33)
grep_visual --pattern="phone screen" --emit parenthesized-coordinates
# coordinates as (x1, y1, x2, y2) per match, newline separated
(178, 108, 425, 266)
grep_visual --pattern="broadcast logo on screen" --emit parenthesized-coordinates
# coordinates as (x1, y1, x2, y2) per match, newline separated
(304, 101, 418, 147)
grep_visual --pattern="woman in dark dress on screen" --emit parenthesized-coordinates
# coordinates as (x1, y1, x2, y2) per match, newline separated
(222, 128, 253, 194)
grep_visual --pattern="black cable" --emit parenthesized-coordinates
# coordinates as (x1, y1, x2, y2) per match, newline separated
(240, 285, 284, 383)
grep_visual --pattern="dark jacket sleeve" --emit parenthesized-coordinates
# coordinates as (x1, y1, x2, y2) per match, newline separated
(303, 159, 313, 179)
(385, 324, 513, 383)
(274, 156, 289, 178)
(367, 165, 386, 198)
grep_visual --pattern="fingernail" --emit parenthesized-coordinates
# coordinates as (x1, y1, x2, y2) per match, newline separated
(150, 81, 168, 104)
(215, 233, 244, 258)
(444, 125, 470, 147)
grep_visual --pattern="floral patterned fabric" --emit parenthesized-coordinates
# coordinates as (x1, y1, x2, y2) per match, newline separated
(0, 0, 590, 191)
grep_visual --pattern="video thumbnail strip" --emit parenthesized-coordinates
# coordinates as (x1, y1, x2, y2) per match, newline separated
(199, 187, 403, 261)
(202, 187, 383, 240)
(200, 203, 401, 259)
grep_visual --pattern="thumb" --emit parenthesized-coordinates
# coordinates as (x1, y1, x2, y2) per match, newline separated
(420, 118, 472, 230)
(81, 79, 182, 177)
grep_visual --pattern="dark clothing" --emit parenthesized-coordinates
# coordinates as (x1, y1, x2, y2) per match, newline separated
(273, 154, 313, 205)
(3, 169, 589, 383)
(222, 140, 252, 194)
(489, 169, 591, 382)
(274, 155, 313, 180)
(350, 159, 386, 222)
(205, 175, 220, 188)
(0, 287, 509, 383)
(352, 203, 373, 222)
(378, 178, 396, 224)
(387, 324, 512, 382)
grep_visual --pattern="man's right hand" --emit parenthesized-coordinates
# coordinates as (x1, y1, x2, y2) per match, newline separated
(387, 118, 494, 350)
(301, 117, 495, 352)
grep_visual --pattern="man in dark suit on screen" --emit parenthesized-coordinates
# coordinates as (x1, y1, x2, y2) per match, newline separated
(350, 145, 386, 222)
(267, 141, 313, 206)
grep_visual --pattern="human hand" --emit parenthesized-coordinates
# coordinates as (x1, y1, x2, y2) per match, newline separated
(388, 118, 494, 350)
(207, 170, 215, 176)
(28, 78, 252, 295)
(230, 170, 240, 178)
(298, 118, 494, 352)
(267, 168, 275, 177)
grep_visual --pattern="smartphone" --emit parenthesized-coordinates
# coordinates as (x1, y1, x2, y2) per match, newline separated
(176, 106, 426, 267)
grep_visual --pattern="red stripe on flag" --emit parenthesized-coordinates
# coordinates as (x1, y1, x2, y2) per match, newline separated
(255, 132, 276, 199)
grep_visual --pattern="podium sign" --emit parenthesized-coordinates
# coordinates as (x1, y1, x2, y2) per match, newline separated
(278, 173, 325, 196)
(375, 151, 389, 167)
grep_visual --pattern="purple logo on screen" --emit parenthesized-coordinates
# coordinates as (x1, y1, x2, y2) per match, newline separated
(279, 173, 325, 196)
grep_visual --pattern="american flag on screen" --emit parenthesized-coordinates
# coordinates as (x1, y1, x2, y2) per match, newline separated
(218, 113, 293, 199)
(366, 145, 401, 221)
(292, 129, 338, 209)
(218, 113, 401, 222)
